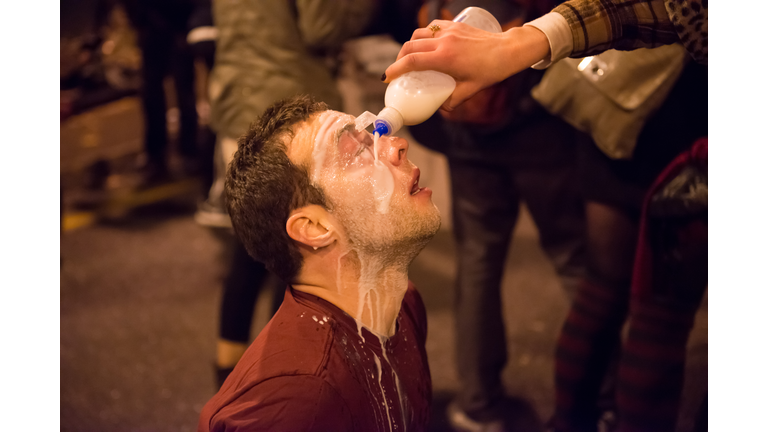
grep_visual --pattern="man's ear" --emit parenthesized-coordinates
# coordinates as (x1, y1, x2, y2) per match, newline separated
(286, 205, 337, 250)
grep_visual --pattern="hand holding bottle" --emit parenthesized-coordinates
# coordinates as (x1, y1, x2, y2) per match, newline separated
(383, 20, 550, 112)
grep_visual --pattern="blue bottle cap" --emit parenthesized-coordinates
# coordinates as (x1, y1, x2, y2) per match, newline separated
(373, 120, 390, 137)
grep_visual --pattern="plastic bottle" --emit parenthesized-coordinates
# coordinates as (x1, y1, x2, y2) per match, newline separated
(372, 7, 503, 137)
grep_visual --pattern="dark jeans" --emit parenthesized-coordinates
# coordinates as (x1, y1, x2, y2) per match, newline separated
(219, 238, 283, 343)
(137, 26, 198, 166)
(437, 113, 587, 418)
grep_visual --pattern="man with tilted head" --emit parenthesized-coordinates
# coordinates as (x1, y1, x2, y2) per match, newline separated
(198, 95, 441, 431)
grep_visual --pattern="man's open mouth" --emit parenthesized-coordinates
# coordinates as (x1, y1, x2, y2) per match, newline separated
(411, 168, 425, 196)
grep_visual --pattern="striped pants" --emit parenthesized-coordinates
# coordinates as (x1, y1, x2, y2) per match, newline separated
(553, 216, 707, 432)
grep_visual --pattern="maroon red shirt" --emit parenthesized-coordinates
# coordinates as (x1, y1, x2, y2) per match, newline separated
(198, 282, 432, 432)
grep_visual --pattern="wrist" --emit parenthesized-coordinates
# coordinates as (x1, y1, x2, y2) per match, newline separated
(524, 12, 574, 69)
(520, 25, 551, 64)
(501, 26, 551, 76)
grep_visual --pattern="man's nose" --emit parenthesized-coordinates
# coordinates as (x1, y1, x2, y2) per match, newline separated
(385, 137, 409, 166)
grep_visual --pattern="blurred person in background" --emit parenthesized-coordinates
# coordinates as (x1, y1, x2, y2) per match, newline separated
(547, 60, 706, 432)
(123, 0, 200, 184)
(385, 0, 707, 430)
(185, 0, 218, 196)
(407, 1, 589, 431)
(196, 0, 384, 389)
(61, 0, 142, 121)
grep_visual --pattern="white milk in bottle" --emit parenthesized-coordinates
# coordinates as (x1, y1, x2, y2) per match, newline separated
(370, 7, 503, 137)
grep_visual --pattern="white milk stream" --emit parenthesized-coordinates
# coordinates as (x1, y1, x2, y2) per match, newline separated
(371, 131, 395, 214)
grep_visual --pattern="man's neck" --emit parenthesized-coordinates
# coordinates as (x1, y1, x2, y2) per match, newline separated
(292, 247, 411, 338)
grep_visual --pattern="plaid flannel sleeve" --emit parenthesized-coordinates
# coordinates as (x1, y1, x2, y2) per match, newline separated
(552, 0, 680, 57)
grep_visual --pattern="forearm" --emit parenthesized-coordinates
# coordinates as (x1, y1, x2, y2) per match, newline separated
(554, 0, 678, 57)
(525, 0, 688, 67)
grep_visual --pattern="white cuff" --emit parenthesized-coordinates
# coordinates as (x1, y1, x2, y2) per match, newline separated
(524, 12, 573, 69)
(187, 26, 218, 44)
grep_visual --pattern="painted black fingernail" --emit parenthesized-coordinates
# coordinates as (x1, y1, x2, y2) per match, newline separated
(381, 73, 387, 81)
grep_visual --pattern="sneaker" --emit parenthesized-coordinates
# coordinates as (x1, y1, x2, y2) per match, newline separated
(446, 401, 505, 432)
(194, 200, 232, 228)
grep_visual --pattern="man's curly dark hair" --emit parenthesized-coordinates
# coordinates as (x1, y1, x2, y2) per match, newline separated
(225, 95, 329, 282)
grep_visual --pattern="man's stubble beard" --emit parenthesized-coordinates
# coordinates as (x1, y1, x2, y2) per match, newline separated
(331, 193, 441, 268)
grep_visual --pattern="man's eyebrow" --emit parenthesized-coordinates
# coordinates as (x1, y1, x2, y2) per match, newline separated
(334, 122, 356, 144)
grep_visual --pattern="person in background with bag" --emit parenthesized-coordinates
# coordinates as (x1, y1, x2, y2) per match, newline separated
(544, 59, 706, 432)
(407, 1, 590, 431)
(385, 0, 708, 431)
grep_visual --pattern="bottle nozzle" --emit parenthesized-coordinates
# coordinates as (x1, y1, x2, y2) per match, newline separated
(373, 121, 390, 137)
(354, 111, 377, 132)
(374, 107, 404, 136)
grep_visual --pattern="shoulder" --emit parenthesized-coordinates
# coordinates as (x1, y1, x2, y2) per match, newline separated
(205, 375, 354, 432)
(230, 295, 337, 386)
(199, 293, 351, 431)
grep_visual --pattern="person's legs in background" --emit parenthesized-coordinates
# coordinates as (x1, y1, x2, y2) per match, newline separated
(521, 170, 623, 432)
(512, 127, 586, 301)
(551, 128, 648, 432)
(507, 114, 629, 432)
(552, 200, 637, 432)
(129, 1, 200, 185)
(617, 294, 701, 432)
(408, 112, 517, 428)
(448, 157, 519, 429)
(187, 36, 217, 195)
(195, 135, 238, 228)
(136, 25, 172, 182)
(552, 60, 708, 432)
(411, 105, 592, 431)
(170, 30, 199, 175)
(613, 64, 709, 432)
(616, 159, 708, 432)
(215, 237, 276, 388)
(200, 135, 283, 388)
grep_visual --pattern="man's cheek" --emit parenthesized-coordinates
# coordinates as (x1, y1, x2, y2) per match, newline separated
(342, 154, 376, 172)
(345, 170, 374, 187)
